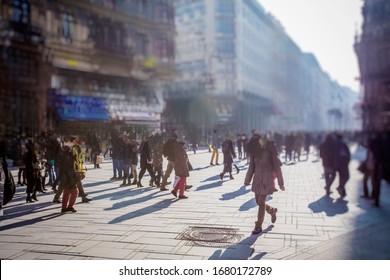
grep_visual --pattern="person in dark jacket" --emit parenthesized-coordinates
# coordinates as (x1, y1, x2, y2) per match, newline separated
(160, 133, 178, 191)
(137, 136, 155, 188)
(319, 134, 335, 196)
(220, 136, 236, 181)
(24, 141, 39, 203)
(57, 146, 79, 213)
(333, 134, 350, 198)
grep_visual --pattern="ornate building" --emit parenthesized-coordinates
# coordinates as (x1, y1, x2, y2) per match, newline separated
(0, 0, 176, 138)
(355, 0, 390, 131)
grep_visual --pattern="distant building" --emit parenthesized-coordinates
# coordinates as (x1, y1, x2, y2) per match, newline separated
(355, 0, 390, 131)
(0, 0, 176, 138)
(165, 0, 358, 142)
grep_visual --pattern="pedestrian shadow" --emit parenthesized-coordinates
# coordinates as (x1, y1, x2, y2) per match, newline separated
(208, 225, 273, 260)
(239, 196, 273, 212)
(82, 180, 112, 189)
(200, 174, 221, 182)
(104, 190, 167, 211)
(308, 195, 349, 216)
(1, 201, 56, 221)
(196, 180, 222, 191)
(192, 165, 210, 172)
(220, 186, 250, 201)
(108, 198, 175, 224)
(90, 186, 153, 201)
(284, 161, 296, 166)
(0, 213, 62, 231)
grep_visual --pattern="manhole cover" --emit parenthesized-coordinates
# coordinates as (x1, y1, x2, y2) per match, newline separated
(177, 226, 244, 248)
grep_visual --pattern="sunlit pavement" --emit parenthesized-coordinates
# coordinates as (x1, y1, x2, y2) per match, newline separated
(1, 146, 389, 260)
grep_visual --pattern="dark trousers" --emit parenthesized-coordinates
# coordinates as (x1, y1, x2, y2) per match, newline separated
(324, 166, 336, 191)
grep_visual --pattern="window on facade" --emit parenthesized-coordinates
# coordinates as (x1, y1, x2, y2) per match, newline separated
(11, 0, 30, 24)
(61, 13, 74, 40)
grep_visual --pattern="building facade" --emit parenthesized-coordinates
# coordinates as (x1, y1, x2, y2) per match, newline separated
(355, 0, 390, 131)
(0, 0, 176, 138)
(165, 0, 358, 142)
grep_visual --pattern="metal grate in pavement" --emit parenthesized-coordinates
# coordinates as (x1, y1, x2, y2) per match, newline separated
(177, 226, 244, 248)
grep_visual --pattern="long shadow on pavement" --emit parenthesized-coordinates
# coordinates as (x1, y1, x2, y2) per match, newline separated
(0, 213, 62, 231)
(200, 174, 221, 182)
(1, 201, 56, 221)
(220, 186, 250, 201)
(195, 180, 222, 191)
(108, 198, 175, 224)
(104, 190, 168, 211)
(239, 196, 273, 212)
(209, 225, 273, 260)
(308, 195, 349, 216)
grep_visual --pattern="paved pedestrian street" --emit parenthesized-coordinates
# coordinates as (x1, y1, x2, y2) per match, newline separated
(1, 146, 390, 260)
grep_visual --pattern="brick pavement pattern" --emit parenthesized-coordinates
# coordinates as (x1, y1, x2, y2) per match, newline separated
(1, 146, 389, 260)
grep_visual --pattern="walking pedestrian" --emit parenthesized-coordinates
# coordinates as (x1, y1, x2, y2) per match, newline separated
(319, 134, 335, 196)
(210, 129, 220, 165)
(244, 134, 285, 234)
(137, 136, 155, 188)
(160, 133, 177, 191)
(333, 134, 350, 198)
(219, 136, 236, 181)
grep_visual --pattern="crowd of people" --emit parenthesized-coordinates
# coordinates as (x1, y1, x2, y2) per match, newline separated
(1, 127, 389, 235)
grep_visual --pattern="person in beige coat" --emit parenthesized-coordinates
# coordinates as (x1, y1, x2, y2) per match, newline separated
(244, 136, 285, 234)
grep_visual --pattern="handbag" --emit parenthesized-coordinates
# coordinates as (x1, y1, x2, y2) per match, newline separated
(187, 160, 193, 171)
(96, 154, 104, 164)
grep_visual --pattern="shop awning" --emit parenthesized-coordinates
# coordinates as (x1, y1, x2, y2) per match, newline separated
(51, 94, 109, 121)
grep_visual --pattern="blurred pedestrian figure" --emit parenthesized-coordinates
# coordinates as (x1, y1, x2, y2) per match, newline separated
(242, 133, 248, 160)
(244, 134, 285, 234)
(160, 133, 178, 191)
(333, 134, 351, 198)
(57, 146, 78, 213)
(293, 132, 304, 161)
(24, 141, 39, 203)
(236, 134, 243, 159)
(369, 132, 385, 207)
(320, 134, 335, 196)
(171, 139, 190, 199)
(130, 139, 138, 185)
(152, 140, 164, 188)
(210, 129, 220, 165)
(359, 141, 374, 198)
(137, 136, 155, 188)
(91, 134, 102, 169)
(191, 139, 197, 154)
(304, 132, 312, 160)
(219, 136, 236, 181)
(284, 133, 294, 162)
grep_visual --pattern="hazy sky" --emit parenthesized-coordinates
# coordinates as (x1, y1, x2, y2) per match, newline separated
(258, 0, 364, 92)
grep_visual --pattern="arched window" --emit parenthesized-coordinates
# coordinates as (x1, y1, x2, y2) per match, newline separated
(11, 0, 30, 24)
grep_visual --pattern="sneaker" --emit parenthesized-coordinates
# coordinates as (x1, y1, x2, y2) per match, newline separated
(67, 207, 77, 213)
(110, 176, 117, 180)
(185, 185, 193, 190)
(160, 187, 168, 191)
(81, 197, 91, 203)
(53, 198, 61, 203)
(61, 208, 68, 213)
(178, 195, 188, 199)
(251, 226, 262, 235)
(171, 190, 177, 197)
(270, 208, 277, 223)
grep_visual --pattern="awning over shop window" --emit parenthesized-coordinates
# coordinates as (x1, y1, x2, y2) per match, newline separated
(51, 94, 109, 121)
